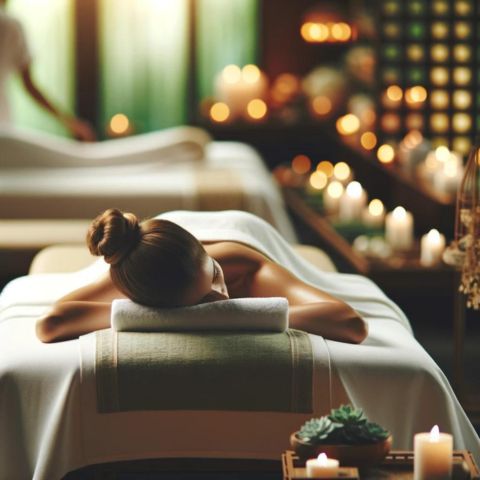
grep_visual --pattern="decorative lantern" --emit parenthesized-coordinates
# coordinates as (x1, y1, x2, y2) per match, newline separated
(443, 143, 480, 309)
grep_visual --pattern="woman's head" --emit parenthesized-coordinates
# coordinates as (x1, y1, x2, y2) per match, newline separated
(87, 208, 225, 307)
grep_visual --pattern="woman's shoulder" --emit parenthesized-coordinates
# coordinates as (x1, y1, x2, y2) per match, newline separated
(204, 241, 269, 264)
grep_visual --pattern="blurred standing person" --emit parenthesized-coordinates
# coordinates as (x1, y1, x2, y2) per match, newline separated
(0, 0, 95, 140)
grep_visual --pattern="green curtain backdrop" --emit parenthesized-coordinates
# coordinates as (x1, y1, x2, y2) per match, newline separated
(7, 0, 74, 137)
(196, 0, 259, 101)
(99, 0, 190, 135)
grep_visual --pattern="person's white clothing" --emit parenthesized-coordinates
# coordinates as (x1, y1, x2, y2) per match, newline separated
(0, 8, 31, 124)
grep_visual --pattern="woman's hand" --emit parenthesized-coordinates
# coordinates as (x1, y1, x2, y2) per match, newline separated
(288, 302, 368, 344)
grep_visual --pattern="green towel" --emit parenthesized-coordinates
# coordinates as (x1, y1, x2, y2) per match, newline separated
(95, 329, 313, 413)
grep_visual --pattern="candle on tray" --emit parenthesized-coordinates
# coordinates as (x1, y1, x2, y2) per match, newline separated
(385, 206, 414, 251)
(420, 229, 446, 267)
(362, 198, 385, 228)
(306, 453, 340, 478)
(414, 425, 453, 480)
(338, 181, 367, 222)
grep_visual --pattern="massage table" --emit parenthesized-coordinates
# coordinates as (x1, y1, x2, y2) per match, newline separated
(0, 210, 479, 480)
(0, 126, 296, 241)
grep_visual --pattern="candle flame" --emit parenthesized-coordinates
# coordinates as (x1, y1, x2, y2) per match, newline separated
(110, 113, 130, 134)
(346, 181, 362, 199)
(369, 199, 384, 217)
(360, 132, 377, 150)
(317, 160, 334, 178)
(309, 171, 328, 190)
(333, 162, 351, 181)
(247, 99, 267, 120)
(327, 181, 344, 199)
(427, 229, 441, 242)
(242, 64, 261, 83)
(386, 85, 403, 102)
(377, 144, 395, 163)
(223, 64, 241, 84)
(435, 146, 450, 163)
(210, 102, 230, 123)
(317, 452, 328, 464)
(430, 425, 440, 442)
(392, 206, 406, 219)
(292, 155, 311, 175)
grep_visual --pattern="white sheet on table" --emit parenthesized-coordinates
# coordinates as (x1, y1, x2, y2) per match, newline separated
(0, 132, 297, 243)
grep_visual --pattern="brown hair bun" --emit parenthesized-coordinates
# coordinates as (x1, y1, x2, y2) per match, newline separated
(87, 208, 141, 265)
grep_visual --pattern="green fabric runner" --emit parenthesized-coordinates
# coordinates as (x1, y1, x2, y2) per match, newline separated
(95, 329, 313, 413)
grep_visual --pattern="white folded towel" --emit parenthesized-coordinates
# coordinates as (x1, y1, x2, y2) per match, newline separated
(111, 297, 289, 333)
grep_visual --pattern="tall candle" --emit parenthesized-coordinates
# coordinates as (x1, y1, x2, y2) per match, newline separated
(414, 425, 453, 480)
(323, 180, 344, 215)
(385, 206, 414, 251)
(420, 229, 446, 266)
(306, 453, 340, 478)
(433, 156, 463, 195)
(362, 198, 385, 228)
(338, 181, 367, 222)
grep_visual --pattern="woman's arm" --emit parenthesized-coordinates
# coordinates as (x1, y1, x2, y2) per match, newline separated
(251, 262, 368, 344)
(36, 272, 122, 343)
(36, 301, 111, 343)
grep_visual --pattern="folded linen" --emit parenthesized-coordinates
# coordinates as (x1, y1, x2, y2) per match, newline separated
(111, 297, 289, 332)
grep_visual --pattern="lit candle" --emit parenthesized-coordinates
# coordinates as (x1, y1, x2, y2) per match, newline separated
(338, 181, 367, 222)
(433, 155, 463, 195)
(362, 199, 385, 228)
(323, 180, 344, 215)
(385, 206, 414, 251)
(420, 229, 446, 267)
(414, 425, 453, 480)
(332, 162, 352, 185)
(420, 146, 450, 182)
(306, 453, 340, 478)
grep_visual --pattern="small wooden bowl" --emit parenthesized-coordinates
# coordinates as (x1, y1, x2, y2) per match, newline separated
(290, 432, 393, 469)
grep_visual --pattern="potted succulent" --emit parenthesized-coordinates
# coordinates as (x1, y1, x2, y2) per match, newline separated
(290, 404, 392, 468)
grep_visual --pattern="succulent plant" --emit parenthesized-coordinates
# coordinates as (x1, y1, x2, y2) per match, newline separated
(297, 404, 390, 445)
(328, 404, 367, 426)
(298, 417, 339, 444)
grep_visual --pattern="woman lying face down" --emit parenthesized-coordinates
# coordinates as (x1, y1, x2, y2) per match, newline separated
(36, 209, 368, 344)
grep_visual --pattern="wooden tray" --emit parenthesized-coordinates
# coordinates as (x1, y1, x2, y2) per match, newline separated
(282, 450, 480, 480)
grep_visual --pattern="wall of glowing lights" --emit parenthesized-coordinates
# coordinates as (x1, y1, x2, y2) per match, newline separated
(377, 0, 479, 155)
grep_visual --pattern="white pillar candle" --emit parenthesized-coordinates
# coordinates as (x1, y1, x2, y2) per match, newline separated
(385, 206, 414, 251)
(433, 157, 463, 195)
(338, 181, 367, 222)
(420, 229, 446, 266)
(362, 198, 385, 228)
(421, 146, 450, 182)
(414, 425, 453, 480)
(323, 180, 344, 215)
(306, 453, 340, 478)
